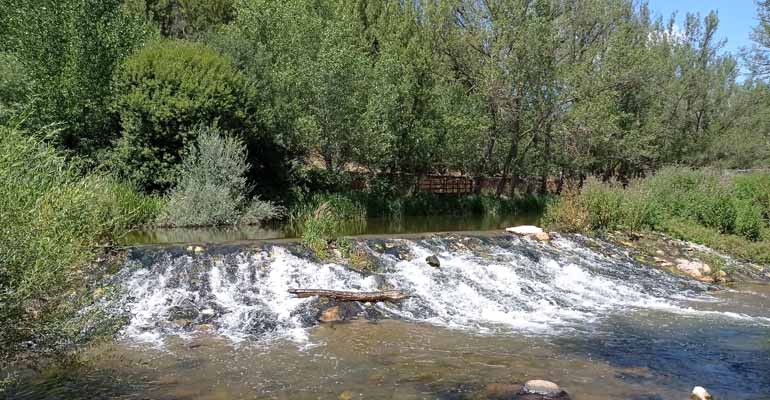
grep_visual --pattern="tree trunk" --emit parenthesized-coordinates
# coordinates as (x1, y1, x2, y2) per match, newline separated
(496, 98, 521, 196)
(539, 121, 552, 195)
(288, 289, 410, 302)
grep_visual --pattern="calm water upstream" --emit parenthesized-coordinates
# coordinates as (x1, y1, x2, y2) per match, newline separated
(8, 233, 770, 399)
(120, 213, 541, 245)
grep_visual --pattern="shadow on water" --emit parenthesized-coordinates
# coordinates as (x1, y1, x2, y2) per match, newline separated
(554, 293, 770, 399)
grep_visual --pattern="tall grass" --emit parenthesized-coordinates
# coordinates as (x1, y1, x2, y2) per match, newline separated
(289, 193, 367, 255)
(544, 167, 770, 263)
(0, 127, 155, 367)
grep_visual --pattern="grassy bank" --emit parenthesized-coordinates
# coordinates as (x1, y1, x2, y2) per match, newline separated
(544, 168, 770, 264)
(0, 128, 158, 374)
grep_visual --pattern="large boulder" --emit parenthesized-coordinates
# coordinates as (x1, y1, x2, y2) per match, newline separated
(426, 255, 441, 268)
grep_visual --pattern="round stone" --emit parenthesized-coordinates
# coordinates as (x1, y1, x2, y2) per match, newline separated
(522, 380, 561, 395)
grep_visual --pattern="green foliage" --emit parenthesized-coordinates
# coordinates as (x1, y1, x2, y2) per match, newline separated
(544, 168, 770, 262)
(125, 0, 235, 39)
(734, 200, 764, 241)
(289, 194, 367, 256)
(0, 52, 29, 124)
(542, 187, 590, 233)
(0, 126, 156, 362)
(1, 0, 150, 154)
(111, 39, 255, 191)
(734, 172, 770, 219)
(157, 126, 282, 227)
(662, 219, 770, 265)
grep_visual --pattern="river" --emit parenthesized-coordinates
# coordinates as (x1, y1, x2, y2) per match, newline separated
(7, 230, 770, 399)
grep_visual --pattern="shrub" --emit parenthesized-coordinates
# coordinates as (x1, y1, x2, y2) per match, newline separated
(0, 126, 154, 365)
(110, 39, 256, 191)
(581, 178, 625, 231)
(289, 193, 366, 255)
(544, 168, 770, 264)
(0, 52, 29, 124)
(734, 172, 770, 219)
(542, 186, 589, 232)
(621, 183, 658, 232)
(734, 200, 763, 241)
(693, 181, 736, 233)
(2, 0, 150, 154)
(156, 126, 282, 227)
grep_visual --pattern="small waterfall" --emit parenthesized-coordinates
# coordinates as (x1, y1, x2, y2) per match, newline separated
(109, 234, 764, 345)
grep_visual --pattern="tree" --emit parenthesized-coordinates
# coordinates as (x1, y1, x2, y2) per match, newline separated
(110, 39, 257, 191)
(0, 0, 150, 155)
(747, 0, 770, 79)
(125, 0, 235, 39)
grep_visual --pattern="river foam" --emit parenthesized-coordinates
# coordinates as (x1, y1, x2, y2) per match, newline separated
(111, 234, 768, 345)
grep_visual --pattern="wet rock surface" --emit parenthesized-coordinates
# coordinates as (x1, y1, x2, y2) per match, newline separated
(426, 255, 441, 268)
(599, 231, 770, 283)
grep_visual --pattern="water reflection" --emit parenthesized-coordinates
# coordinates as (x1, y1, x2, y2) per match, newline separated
(121, 213, 541, 245)
(10, 308, 770, 400)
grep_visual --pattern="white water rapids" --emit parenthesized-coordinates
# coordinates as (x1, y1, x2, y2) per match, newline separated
(111, 234, 768, 345)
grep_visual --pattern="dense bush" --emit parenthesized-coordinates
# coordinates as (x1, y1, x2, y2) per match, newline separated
(289, 193, 367, 255)
(0, 53, 28, 124)
(544, 168, 770, 263)
(1, 0, 150, 153)
(733, 172, 770, 219)
(125, 0, 235, 39)
(156, 126, 282, 227)
(110, 39, 255, 191)
(734, 200, 764, 241)
(542, 186, 590, 232)
(0, 127, 156, 364)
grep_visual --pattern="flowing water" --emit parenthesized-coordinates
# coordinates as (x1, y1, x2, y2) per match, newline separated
(8, 234, 770, 399)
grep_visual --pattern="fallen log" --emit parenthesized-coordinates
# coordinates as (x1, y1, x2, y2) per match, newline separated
(287, 289, 410, 302)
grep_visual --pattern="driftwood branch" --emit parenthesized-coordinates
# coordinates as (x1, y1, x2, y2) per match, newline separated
(287, 289, 410, 302)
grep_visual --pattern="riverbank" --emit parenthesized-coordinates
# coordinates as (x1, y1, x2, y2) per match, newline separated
(544, 168, 770, 266)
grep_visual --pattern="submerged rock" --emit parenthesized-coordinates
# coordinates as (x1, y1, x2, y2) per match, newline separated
(426, 255, 441, 268)
(691, 386, 712, 400)
(484, 383, 522, 398)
